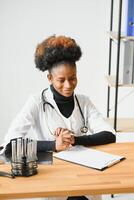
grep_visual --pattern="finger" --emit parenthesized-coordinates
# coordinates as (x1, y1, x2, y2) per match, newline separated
(70, 135, 75, 140)
(70, 136, 75, 145)
(63, 132, 73, 139)
(62, 138, 72, 143)
(55, 127, 62, 136)
(62, 135, 72, 141)
(55, 130, 67, 138)
(61, 129, 72, 136)
(62, 142, 71, 148)
(59, 128, 68, 134)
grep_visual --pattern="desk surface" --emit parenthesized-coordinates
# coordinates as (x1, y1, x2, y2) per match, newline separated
(0, 142, 134, 199)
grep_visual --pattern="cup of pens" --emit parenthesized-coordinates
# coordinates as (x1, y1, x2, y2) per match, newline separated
(11, 138, 38, 177)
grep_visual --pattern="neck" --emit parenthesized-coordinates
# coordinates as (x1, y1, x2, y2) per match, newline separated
(50, 85, 74, 103)
(50, 84, 74, 118)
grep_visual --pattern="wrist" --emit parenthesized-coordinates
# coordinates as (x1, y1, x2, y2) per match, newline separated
(54, 140, 58, 152)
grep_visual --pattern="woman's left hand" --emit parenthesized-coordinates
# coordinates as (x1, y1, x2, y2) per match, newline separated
(55, 128, 75, 150)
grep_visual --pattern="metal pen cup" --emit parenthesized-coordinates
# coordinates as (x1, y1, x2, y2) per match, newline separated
(11, 138, 38, 177)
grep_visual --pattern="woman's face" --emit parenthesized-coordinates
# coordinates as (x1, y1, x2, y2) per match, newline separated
(47, 63, 77, 97)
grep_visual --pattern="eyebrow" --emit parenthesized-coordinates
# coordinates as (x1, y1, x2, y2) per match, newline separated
(57, 75, 76, 78)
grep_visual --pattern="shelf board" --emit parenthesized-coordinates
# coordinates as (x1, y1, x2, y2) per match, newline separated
(105, 75, 134, 87)
(106, 118, 134, 132)
(107, 31, 134, 42)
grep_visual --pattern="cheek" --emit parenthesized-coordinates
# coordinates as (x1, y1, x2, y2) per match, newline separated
(54, 81, 63, 89)
(73, 80, 77, 87)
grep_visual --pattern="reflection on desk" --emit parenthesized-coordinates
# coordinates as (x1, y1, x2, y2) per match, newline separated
(0, 151, 53, 164)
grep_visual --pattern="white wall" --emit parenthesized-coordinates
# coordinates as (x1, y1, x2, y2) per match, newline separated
(0, 0, 133, 143)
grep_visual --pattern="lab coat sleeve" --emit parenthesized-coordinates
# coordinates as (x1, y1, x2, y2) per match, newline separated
(86, 97, 115, 134)
(3, 95, 39, 146)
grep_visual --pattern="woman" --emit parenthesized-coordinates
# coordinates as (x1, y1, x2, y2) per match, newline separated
(0, 35, 115, 200)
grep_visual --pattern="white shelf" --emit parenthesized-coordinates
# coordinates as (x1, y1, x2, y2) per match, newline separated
(107, 31, 134, 42)
(105, 75, 134, 87)
(106, 118, 134, 132)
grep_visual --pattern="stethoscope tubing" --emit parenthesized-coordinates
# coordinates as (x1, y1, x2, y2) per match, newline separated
(41, 89, 88, 133)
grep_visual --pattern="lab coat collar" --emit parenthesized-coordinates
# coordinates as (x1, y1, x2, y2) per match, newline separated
(45, 86, 75, 106)
(45, 85, 57, 107)
(44, 86, 77, 115)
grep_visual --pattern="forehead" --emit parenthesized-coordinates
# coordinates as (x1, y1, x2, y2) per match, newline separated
(51, 63, 76, 77)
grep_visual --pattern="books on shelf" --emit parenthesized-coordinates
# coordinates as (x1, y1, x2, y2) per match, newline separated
(125, 0, 134, 36)
(122, 41, 134, 84)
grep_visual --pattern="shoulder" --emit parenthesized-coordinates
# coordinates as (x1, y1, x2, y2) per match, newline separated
(75, 93, 92, 104)
(30, 93, 42, 104)
(23, 92, 42, 111)
(75, 93, 96, 111)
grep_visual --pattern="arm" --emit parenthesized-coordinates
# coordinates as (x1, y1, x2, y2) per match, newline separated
(73, 95, 116, 146)
(37, 128, 73, 152)
(4, 140, 56, 154)
(73, 131, 116, 146)
(1, 95, 39, 153)
(4, 128, 73, 154)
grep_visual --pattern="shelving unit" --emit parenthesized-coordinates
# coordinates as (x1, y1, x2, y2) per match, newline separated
(106, 0, 134, 132)
(108, 31, 134, 42)
(105, 75, 134, 87)
(107, 118, 134, 132)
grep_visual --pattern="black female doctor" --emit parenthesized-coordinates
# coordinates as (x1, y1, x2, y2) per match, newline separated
(0, 35, 115, 200)
(1, 35, 115, 152)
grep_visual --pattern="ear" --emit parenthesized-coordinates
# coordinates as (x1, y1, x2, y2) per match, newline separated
(47, 73, 53, 83)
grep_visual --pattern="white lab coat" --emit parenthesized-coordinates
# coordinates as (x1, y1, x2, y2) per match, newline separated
(2, 86, 114, 148)
(0, 86, 114, 200)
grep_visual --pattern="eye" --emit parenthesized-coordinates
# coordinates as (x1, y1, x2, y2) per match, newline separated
(69, 77, 77, 81)
(58, 79, 64, 83)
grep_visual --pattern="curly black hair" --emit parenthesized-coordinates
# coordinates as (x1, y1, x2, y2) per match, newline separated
(35, 35, 82, 72)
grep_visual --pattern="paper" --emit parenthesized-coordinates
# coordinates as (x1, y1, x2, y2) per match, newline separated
(54, 146, 125, 170)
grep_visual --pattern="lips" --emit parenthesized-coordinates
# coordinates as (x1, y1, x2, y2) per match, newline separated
(64, 90, 72, 93)
(63, 90, 73, 96)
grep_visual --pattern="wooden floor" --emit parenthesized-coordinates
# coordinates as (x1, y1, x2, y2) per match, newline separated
(102, 193, 134, 200)
(11, 193, 134, 199)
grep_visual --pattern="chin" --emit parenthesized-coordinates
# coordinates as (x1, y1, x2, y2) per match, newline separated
(63, 92, 73, 97)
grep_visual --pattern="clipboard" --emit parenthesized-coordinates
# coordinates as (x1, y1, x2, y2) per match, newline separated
(54, 146, 125, 171)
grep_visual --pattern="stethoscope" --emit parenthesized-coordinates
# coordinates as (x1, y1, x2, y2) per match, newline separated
(42, 89, 88, 134)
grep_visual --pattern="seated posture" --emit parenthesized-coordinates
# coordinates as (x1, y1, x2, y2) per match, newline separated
(0, 35, 116, 200)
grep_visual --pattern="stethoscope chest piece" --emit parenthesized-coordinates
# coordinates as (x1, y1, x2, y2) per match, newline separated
(80, 126, 88, 133)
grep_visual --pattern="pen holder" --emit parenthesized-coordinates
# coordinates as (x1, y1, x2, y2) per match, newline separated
(11, 138, 38, 177)
(11, 156, 38, 176)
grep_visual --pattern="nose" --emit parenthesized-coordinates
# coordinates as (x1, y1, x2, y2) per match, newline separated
(64, 80, 72, 89)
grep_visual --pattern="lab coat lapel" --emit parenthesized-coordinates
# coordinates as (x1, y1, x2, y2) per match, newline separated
(44, 87, 84, 136)
(45, 86, 61, 114)
(44, 87, 67, 132)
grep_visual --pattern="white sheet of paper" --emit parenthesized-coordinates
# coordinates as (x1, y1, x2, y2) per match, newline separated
(54, 146, 125, 170)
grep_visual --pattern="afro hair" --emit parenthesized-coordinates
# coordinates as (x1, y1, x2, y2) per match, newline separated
(35, 35, 82, 72)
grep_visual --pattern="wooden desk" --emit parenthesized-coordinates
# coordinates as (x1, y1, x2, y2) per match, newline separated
(0, 142, 134, 199)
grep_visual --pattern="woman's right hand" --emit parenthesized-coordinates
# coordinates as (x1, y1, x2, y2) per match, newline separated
(55, 128, 74, 152)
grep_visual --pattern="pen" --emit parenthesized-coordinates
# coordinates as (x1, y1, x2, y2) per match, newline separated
(11, 140, 17, 162)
